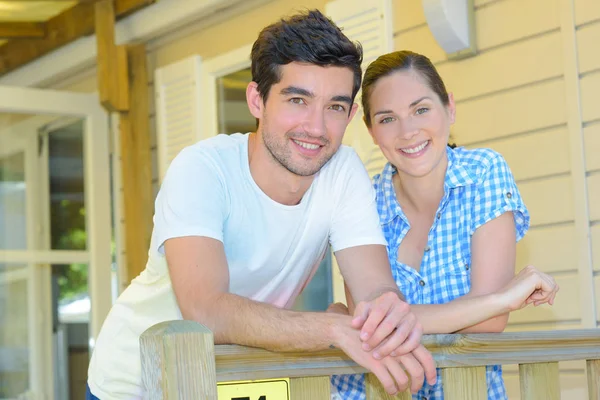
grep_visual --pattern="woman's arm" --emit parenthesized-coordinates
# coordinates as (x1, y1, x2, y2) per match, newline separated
(341, 213, 558, 336)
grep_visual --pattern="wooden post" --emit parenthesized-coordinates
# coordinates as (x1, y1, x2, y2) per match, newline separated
(587, 359, 600, 400)
(140, 320, 217, 399)
(119, 43, 153, 284)
(441, 367, 487, 400)
(519, 362, 560, 400)
(365, 373, 412, 400)
(95, 0, 129, 111)
(290, 377, 331, 399)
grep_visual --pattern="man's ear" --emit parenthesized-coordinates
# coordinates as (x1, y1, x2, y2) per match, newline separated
(247, 81, 264, 119)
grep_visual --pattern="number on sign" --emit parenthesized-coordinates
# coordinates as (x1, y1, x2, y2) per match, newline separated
(231, 397, 266, 400)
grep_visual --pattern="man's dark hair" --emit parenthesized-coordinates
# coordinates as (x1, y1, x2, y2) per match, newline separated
(251, 9, 363, 104)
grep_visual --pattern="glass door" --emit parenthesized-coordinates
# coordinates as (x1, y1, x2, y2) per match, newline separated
(0, 127, 43, 400)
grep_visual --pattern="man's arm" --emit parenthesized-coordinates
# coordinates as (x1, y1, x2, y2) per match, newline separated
(166, 235, 432, 395)
(165, 236, 345, 351)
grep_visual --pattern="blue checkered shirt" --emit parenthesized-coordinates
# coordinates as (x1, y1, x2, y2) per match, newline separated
(331, 146, 529, 400)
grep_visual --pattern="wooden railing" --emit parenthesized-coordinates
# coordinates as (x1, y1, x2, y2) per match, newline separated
(140, 320, 600, 399)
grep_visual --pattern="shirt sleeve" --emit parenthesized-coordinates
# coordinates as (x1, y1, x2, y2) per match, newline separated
(470, 152, 530, 241)
(153, 147, 229, 254)
(329, 150, 387, 252)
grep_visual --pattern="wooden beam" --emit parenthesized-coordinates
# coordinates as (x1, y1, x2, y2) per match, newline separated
(0, 22, 46, 39)
(0, 0, 155, 76)
(95, 0, 128, 111)
(119, 43, 153, 285)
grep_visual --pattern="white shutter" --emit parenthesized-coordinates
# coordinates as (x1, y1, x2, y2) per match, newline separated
(325, 0, 394, 177)
(154, 55, 202, 182)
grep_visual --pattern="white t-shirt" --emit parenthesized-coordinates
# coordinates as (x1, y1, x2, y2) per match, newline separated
(88, 133, 386, 399)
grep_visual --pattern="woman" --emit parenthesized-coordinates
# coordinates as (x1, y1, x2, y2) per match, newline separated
(330, 50, 559, 399)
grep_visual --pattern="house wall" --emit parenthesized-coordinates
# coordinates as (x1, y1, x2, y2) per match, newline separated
(40, 0, 599, 397)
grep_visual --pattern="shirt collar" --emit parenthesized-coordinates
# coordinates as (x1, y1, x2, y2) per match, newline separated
(375, 146, 477, 224)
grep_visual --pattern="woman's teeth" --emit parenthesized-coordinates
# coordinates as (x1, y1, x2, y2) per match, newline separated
(401, 141, 429, 154)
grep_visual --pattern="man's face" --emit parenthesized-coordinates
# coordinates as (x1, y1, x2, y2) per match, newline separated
(249, 62, 358, 177)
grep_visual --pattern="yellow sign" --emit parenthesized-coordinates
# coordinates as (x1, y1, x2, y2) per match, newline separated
(217, 378, 290, 400)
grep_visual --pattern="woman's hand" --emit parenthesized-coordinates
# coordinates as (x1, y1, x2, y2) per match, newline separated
(498, 265, 559, 312)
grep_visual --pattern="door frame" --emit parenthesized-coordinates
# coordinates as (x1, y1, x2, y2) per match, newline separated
(0, 85, 112, 399)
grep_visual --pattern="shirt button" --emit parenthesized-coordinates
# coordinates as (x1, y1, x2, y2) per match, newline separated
(436, 213, 441, 219)
(419, 280, 426, 286)
(465, 264, 470, 270)
(506, 192, 512, 199)
(424, 246, 431, 252)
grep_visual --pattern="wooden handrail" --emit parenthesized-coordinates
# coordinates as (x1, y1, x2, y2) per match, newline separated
(140, 321, 600, 399)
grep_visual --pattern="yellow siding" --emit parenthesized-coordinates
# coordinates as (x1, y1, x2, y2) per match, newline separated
(585, 122, 600, 172)
(469, 127, 570, 180)
(587, 174, 600, 221)
(591, 225, 600, 271)
(581, 72, 600, 123)
(437, 32, 563, 101)
(577, 22, 600, 74)
(391, 0, 426, 31)
(519, 176, 574, 227)
(574, 0, 600, 26)
(453, 79, 567, 144)
(517, 225, 578, 274)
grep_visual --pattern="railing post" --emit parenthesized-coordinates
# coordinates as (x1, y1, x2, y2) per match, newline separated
(441, 367, 487, 399)
(587, 359, 600, 400)
(140, 320, 217, 399)
(290, 377, 331, 399)
(365, 373, 412, 400)
(519, 362, 560, 400)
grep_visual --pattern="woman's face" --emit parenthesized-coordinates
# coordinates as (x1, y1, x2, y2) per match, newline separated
(366, 69, 455, 179)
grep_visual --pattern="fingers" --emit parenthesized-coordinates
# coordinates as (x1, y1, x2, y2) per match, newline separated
(381, 358, 409, 395)
(361, 296, 411, 350)
(395, 353, 424, 394)
(374, 320, 421, 359)
(351, 301, 370, 329)
(370, 363, 398, 396)
(368, 311, 416, 355)
(411, 345, 437, 386)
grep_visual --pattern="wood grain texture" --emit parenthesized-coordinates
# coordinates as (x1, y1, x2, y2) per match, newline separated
(0, 0, 154, 77)
(519, 362, 560, 400)
(211, 330, 600, 382)
(290, 376, 330, 400)
(442, 367, 487, 400)
(140, 320, 217, 399)
(365, 373, 412, 400)
(588, 359, 600, 400)
(119, 43, 153, 285)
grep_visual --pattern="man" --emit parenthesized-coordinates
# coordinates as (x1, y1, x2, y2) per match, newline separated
(87, 9, 436, 399)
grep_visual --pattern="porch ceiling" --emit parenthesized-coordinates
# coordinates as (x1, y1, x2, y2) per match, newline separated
(0, 0, 156, 77)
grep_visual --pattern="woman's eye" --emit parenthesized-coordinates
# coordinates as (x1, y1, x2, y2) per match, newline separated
(380, 117, 394, 124)
(416, 107, 429, 115)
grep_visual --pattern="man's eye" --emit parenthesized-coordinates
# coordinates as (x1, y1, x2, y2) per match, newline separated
(329, 104, 346, 112)
(290, 98, 305, 105)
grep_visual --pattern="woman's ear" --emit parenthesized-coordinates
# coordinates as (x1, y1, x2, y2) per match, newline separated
(246, 81, 264, 119)
(447, 92, 456, 124)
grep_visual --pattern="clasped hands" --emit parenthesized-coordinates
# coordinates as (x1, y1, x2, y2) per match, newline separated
(329, 292, 436, 396)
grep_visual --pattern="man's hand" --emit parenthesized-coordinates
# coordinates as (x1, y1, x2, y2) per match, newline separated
(351, 291, 422, 359)
(334, 319, 436, 395)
